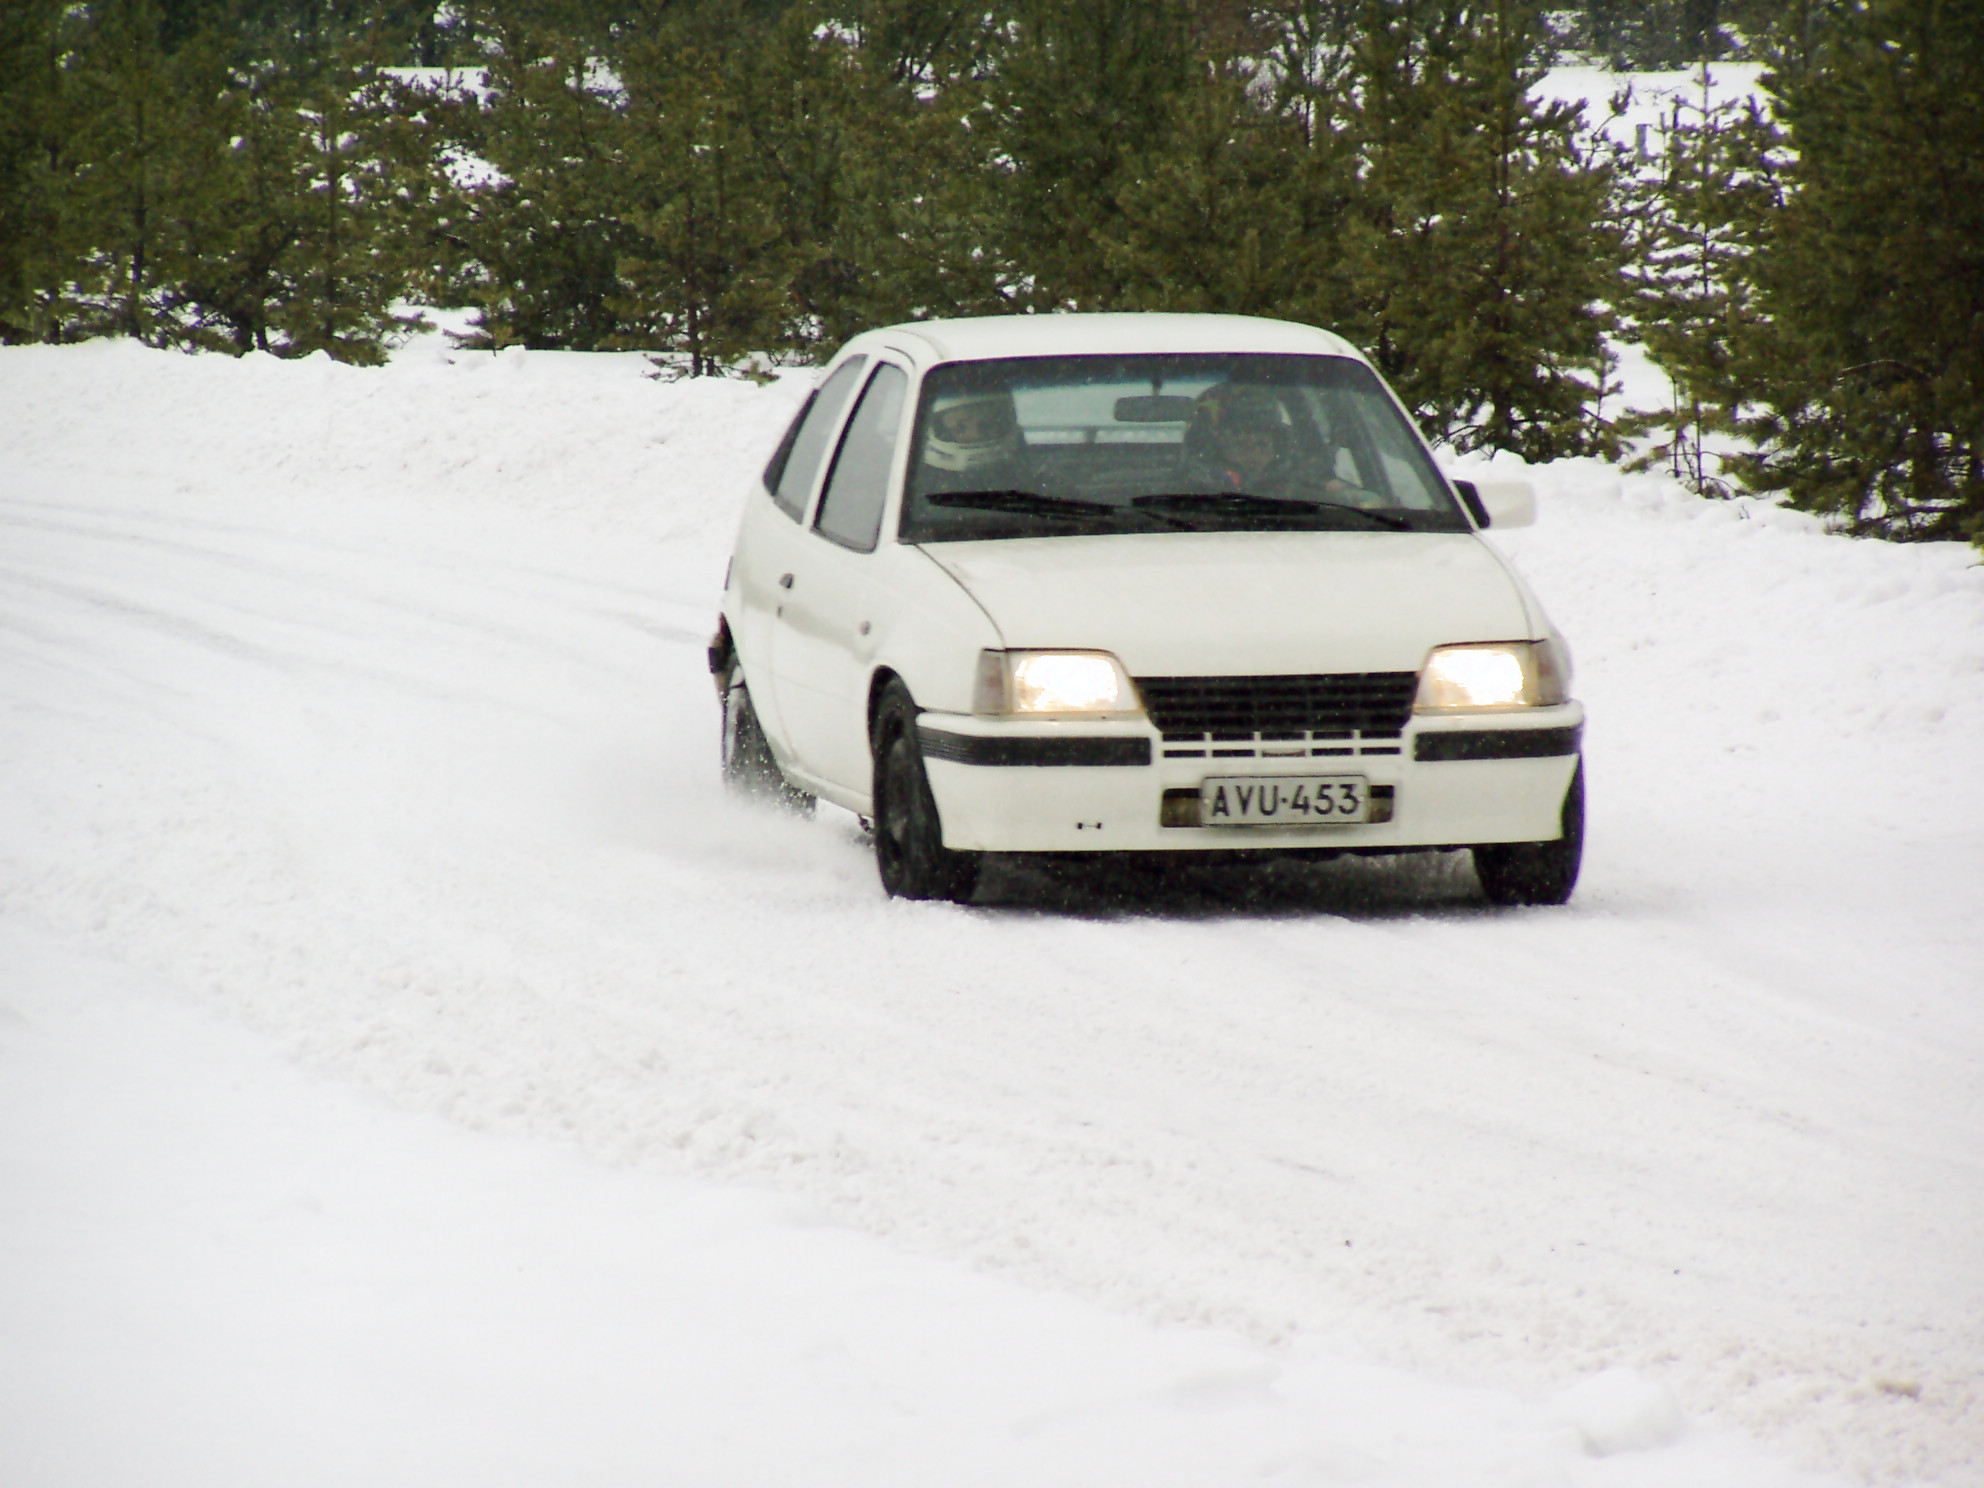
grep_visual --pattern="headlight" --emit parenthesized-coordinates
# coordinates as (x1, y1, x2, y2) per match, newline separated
(1414, 639, 1572, 711)
(974, 650, 1139, 716)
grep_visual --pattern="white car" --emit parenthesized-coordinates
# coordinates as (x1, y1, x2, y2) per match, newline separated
(710, 313, 1583, 905)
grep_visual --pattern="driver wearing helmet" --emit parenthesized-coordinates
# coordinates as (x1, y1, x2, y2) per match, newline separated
(1187, 383, 1296, 493)
(920, 387, 1024, 490)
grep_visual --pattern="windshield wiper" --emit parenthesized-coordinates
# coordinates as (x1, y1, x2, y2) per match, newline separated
(1131, 492, 1413, 531)
(925, 489, 1147, 523)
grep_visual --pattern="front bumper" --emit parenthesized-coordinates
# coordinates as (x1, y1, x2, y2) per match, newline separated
(919, 705, 1584, 853)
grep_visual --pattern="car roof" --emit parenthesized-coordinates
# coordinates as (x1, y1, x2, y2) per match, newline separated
(848, 312, 1367, 369)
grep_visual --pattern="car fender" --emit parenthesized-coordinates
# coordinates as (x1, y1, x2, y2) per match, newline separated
(1468, 530, 1566, 652)
(864, 544, 1005, 723)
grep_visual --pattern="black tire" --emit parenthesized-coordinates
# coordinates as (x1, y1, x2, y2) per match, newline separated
(721, 683, 814, 814)
(871, 680, 980, 902)
(1473, 760, 1584, 906)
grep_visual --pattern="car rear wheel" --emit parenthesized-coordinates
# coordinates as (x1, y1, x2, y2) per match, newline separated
(872, 680, 980, 902)
(721, 683, 814, 814)
(1473, 761, 1584, 906)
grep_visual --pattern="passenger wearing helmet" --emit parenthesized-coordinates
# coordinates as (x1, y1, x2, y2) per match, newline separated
(920, 387, 1025, 491)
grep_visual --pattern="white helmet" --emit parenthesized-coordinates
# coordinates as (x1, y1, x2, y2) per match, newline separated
(923, 389, 1020, 472)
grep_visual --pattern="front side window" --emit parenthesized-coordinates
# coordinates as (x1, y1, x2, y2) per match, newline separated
(767, 355, 868, 521)
(814, 364, 908, 553)
(898, 353, 1468, 542)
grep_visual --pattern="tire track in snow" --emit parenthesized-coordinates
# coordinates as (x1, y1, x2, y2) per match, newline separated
(0, 507, 709, 737)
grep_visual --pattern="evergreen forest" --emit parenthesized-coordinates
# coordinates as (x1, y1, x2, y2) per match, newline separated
(3, 0, 1979, 546)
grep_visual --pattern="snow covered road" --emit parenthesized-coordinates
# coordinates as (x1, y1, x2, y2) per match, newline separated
(2, 337, 1980, 1485)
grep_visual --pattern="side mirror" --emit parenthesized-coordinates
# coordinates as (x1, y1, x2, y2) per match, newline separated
(1453, 477, 1536, 530)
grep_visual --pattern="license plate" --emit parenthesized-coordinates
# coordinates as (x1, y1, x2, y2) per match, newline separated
(1201, 775, 1369, 826)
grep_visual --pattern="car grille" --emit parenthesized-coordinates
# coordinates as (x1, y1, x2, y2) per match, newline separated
(1135, 672, 1418, 760)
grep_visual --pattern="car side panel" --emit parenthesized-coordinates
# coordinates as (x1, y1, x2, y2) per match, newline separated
(771, 544, 1004, 816)
(768, 537, 880, 791)
(725, 483, 811, 757)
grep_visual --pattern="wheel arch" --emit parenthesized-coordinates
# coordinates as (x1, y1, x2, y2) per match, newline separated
(707, 613, 737, 698)
(867, 666, 906, 745)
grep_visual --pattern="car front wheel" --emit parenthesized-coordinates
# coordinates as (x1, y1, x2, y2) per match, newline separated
(871, 680, 980, 903)
(1473, 760, 1584, 906)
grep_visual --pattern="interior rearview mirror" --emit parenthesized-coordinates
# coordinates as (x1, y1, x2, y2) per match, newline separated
(1113, 394, 1197, 423)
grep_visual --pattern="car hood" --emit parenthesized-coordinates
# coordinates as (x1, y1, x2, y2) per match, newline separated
(920, 531, 1535, 676)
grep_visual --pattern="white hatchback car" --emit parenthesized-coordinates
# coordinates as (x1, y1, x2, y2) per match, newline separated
(710, 314, 1583, 905)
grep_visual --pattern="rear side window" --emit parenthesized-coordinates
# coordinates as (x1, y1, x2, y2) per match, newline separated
(766, 355, 867, 521)
(814, 364, 908, 553)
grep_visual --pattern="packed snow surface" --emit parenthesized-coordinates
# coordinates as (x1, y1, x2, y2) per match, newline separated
(2, 332, 1980, 1487)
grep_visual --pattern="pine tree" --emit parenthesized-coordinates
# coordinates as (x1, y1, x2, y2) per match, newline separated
(610, 29, 790, 375)
(0, 0, 79, 342)
(1100, 61, 1352, 324)
(145, 26, 318, 357)
(987, 0, 1204, 310)
(57, 0, 217, 345)
(1569, 0, 1730, 68)
(1255, 0, 1362, 130)
(711, 2, 961, 349)
(836, 0, 995, 86)
(446, 5, 640, 350)
(1565, 0, 1801, 67)
(703, 8, 862, 348)
(1616, 62, 1778, 493)
(1345, 0, 1622, 459)
(271, 54, 428, 360)
(1734, 0, 1984, 544)
(598, 0, 1005, 368)
(837, 61, 1012, 331)
(156, 22, 438, 364)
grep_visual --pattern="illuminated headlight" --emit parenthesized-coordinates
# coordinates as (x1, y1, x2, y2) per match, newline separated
(974, 650, 1139, 716)
(1414, 639, 1572, 711)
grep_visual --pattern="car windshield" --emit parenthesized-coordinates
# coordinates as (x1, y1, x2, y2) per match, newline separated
(899, 353, 1469, 542)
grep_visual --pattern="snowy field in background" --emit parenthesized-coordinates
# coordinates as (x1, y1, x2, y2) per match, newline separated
(1, 328, 1979, 1488)
(1539, 60, 1768, 127)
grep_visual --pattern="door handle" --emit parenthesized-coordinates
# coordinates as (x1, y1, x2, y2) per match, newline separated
(778, 572, 794, 589)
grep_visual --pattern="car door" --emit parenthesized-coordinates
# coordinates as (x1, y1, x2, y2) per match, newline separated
(729, 355, 867, 753)
(768, 359, 911, 794)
